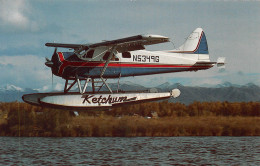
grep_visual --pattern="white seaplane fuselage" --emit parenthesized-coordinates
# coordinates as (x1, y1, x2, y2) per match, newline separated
(53, 49, 212, 80)
(51, 28, 213, 79)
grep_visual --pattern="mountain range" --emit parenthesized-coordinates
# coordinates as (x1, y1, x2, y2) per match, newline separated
(0, 84, 38, 102)
(0, 82, 259, 104)
(154, 82, 260, 104)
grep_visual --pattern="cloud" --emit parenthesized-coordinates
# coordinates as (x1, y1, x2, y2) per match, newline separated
(0, 0, 39, 32)
(0, 0, 28, 27)
(36, 82, 64, 92)
(0, 55, 54, 88)
(121, 68, 260, 87)
(190, 78, 222, 87)
(0, 1, 259, 89)
(54, 83, 64, 91)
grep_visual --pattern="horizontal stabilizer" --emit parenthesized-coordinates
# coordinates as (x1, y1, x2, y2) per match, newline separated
(217, 57, 226, 68)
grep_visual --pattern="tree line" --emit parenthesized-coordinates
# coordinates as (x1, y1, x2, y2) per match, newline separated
(106, 101, 260, 117)
(0, 101, 259, 137)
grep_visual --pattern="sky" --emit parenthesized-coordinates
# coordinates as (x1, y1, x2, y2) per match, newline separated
(0, 0, 259, 91)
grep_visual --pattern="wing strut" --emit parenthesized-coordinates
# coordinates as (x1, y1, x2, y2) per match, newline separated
(64, 79, 77, 93)
(63, 45, 117, 94)
(117, 73, 121, 93)
(99, 45, 117, 94)
(64, 77, 90, 94)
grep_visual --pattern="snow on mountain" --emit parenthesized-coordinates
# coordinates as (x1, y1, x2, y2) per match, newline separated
(0, 84, 24, 92)
(0, 84, 38, 102)
(121, 81, 142, 86)
(216, 82, 241, 88)
(0, 82, 259, 103)
(156, 82, 171, 89)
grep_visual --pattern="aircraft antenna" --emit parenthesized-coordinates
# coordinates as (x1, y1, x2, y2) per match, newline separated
(170, 40, 176, 49)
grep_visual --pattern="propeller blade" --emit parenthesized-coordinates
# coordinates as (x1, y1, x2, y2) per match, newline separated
(45, 61, 53, 67)
(45, 57, 51, 62)
(53, 47, 57, 55)
(52, 73, 54, 91)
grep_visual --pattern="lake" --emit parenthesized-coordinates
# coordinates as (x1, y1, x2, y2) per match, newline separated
(0, 137, 259, 165)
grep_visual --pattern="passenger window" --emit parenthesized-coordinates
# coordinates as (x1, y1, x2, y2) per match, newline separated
(122, 52, 131, 58)
(103, 52, 110, 60)
(103, 52, 116, 60)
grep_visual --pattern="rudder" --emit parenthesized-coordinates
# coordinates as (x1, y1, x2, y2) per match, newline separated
(175, 28, 209, 54)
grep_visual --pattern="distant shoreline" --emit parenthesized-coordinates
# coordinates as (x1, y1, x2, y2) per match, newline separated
(0, 101, 259, 137)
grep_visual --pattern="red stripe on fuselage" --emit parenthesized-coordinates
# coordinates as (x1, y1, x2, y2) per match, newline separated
(57, 52, 212, 76)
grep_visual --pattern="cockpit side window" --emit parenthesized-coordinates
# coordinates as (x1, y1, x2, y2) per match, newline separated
(122, 52, 131, 58)
(83, 49, 94, 59)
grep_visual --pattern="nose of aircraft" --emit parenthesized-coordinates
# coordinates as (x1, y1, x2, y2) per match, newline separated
(45, 47, 57, 68)
(45, 48, 61, 76)
(45, 58, 53, 67)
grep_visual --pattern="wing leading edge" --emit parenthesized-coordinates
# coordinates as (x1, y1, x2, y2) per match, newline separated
(45, 34, 169, 52)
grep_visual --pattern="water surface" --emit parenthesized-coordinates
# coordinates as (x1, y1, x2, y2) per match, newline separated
(0, 137, 259, 165)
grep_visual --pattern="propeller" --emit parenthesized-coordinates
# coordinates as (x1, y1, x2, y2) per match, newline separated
(45, 47, 57, 67)
(52, 72, 54, 91)
(45, 48, 57, 90)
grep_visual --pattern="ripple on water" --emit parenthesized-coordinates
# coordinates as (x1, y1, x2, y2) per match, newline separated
(0, 137, 259, 165)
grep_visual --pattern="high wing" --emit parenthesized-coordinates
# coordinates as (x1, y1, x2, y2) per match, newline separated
(45, 43, 86, 49)
(45, 34, 169, 53)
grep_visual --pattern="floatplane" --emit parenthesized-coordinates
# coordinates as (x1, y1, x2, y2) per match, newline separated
(22, 28, 225, 110)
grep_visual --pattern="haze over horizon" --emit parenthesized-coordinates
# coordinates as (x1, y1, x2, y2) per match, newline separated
(0, 0, 259, 91)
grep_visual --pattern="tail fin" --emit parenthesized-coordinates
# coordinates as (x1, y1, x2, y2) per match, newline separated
(176, 28, 209, 54)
